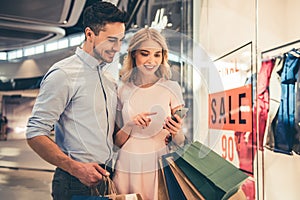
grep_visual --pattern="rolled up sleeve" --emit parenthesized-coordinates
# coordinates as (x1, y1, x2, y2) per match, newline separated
(26, 68, 70, 139)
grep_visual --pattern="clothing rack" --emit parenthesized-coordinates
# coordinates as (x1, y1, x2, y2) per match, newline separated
(261, 39, 300, 59)
(213, 42, 252, 62)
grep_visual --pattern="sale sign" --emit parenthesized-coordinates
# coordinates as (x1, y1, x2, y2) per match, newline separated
(209, 85, 252, 132)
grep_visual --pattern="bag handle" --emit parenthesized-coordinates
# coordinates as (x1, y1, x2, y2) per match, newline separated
(91, 176, 117, 197)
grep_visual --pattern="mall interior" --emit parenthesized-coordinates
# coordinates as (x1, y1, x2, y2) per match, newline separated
(0, 0, 300, 199)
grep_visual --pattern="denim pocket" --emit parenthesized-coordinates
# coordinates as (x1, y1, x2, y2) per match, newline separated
(70, 175, 90, 195)
(52, 168, 70, 200)
(52, 168, 90, 200)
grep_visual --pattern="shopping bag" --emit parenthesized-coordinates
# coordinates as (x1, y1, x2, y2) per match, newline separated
(71, 197, 108, 200)
(72, 176, 143, 200)
(72, 194, 143, 200)
(158, 158, 170, 200)
(72, 176, 115, 200)
(106, 193, 143, 200)
(160, 154, 186, 200)
(173, 141, 248, 200)
(162, 154, 205, 200)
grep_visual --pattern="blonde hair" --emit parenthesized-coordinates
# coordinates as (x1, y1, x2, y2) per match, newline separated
(120, 28, 171, 82)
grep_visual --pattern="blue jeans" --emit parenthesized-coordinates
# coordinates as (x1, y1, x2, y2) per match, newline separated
(52, 168, 90, 200)
(52, 165, 113, 200)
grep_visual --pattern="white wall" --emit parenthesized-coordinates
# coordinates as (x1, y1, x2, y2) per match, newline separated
(258, 0, 300, 54)
(198, 0, 256, 59)
(198, 0, 300, 57)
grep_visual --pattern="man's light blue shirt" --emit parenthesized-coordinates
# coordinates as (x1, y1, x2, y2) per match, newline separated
(26, 47, 117, 164)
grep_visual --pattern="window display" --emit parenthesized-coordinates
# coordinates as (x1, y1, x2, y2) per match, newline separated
(261, 42, 300, 155)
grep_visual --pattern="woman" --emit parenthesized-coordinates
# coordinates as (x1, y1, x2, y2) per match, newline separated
(113, 28, 186, 200)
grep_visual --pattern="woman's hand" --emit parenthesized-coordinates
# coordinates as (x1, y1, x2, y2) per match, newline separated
(131, 112, 157, 128)
(114, 112, 157, 148)
(163, 114, 183, 145)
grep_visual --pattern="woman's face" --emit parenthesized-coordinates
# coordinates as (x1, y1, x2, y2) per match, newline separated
(134, 39, 163, 76)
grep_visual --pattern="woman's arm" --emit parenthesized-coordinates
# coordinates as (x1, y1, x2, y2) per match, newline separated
(113, 111, 157, 148)
(113, 110, 129, 148)
(113, 124, 133, 148)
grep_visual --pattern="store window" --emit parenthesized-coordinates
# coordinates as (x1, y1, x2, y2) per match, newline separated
(194, 0, 300, 200)
(257, 1, 300, 200)
(194, 0, 257, 199)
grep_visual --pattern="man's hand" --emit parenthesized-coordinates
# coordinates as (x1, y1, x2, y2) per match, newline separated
(71, 162, 110, 187)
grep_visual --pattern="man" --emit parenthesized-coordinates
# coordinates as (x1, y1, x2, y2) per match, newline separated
(26, 2, 127, 199)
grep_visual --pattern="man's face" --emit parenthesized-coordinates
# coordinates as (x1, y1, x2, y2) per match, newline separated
(93, 22, 125, 63)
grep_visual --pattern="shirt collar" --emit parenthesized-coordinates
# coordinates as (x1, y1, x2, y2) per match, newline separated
(75, 47, 106, 70)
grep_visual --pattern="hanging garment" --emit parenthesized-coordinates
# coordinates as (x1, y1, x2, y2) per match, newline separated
(274, 49, 300, 155)
(264, 57, 284, 150)
(234, 73, 257, 173)
(257, 58, 276, 150)
(292, 68, 300, 154)
(234, 110, 256, 200)
(234, 73, 256, 200)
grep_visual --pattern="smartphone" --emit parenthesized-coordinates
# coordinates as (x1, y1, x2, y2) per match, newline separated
(171, 107, 189, 122)
(167, 107, 189, 143)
